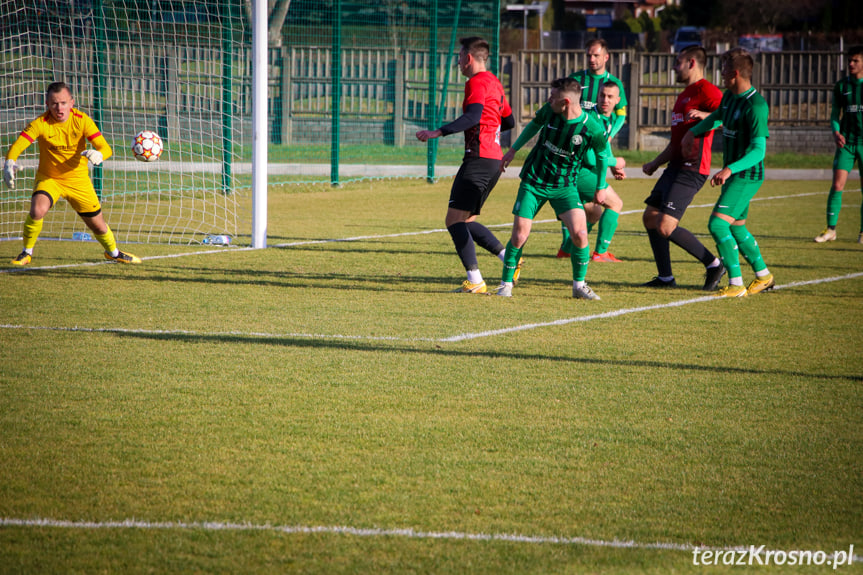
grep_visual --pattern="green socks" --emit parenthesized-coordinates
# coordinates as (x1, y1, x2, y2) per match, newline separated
(502, 241, 523, 283)
(731, 224, 767, 274)
(594, 209, 619, 254)
(569, 244, 590, 282)
(826, 187, 842, 228)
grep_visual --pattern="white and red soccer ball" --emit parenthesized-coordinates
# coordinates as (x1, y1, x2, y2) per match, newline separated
(132, 130, 163, 162)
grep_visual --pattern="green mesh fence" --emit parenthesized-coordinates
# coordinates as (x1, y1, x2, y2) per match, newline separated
(0, 0, 247, 245)
(0, 0, 500, 246)
(274, 0, 501, 186)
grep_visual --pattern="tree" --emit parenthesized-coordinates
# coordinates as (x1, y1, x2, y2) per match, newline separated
(242, 0, 292, 46)
(681, 0, 714, 27)
(639, 12, 660, 51)
(716, 0, 829, 33)
(659, 4, 685, 32)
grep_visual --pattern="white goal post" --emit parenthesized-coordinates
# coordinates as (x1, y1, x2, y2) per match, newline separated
(0, 0, 269, 248)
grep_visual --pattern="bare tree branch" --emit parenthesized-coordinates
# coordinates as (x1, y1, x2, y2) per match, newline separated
(269, 0, 291, 46)
(243, 0, 291, 46)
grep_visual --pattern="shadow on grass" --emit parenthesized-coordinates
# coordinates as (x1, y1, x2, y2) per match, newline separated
(20, 260, 863, 297)
(103, 328, 863, 382)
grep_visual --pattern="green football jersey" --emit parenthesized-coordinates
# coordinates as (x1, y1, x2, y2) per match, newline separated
(519, 104, 608, 189)
(833, 76, 863, 146)
(568, 69, 627, 140)
(582, 109, 614, 170)
(568, 69, 628, 112)
(718, 87, 769, 181)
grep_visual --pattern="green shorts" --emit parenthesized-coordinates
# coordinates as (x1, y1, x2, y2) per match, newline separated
(713, 176, 763, 220)
(513, 180, 584, 220)
(833, 142, 863, 173)
(576, 166, 598, 204)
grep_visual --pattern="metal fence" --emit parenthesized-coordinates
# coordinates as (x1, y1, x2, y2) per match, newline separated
(507, 50, 845, 149)
(267, 46, 467, 147)
(3, 38, 846, 153)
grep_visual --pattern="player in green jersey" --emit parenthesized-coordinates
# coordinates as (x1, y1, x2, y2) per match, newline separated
(683, 47, 774, 297)
(569, 38, 628, 138)
(558, 82, 626, 263)
(814, 44, 863, 244)
(495, 77, 610, 300)
(558, 38, 628, 258)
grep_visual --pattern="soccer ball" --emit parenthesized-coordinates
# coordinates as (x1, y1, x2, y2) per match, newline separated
(132, 130, 163, 162)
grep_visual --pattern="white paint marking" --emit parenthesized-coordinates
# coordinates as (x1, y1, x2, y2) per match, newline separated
(442, 272, 863, 342)
(442, 296, 715, 342)
(0, 517, 858, 563)
(0, 190, 834, 274)
(1, 273, 861, 344)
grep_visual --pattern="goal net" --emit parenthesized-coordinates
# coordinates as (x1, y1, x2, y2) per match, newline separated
(0, 0, 247, 246)
(275, 0, 501, 187)
(0, 0, 500, 248)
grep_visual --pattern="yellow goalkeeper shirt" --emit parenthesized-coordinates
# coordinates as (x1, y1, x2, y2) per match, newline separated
(6, 108, 112, 183)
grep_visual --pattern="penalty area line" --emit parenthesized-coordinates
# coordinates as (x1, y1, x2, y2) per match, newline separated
(442, 272, 863, 342)
(2, 272, 860, 345)
(0, 517, 859, 563)
(0, 190, 832, 274)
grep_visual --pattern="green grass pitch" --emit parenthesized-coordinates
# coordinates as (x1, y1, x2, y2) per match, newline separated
(1, 176, 861, 573)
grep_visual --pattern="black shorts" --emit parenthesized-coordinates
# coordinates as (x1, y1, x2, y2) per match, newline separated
(644, 164, 708, 220)
(448, 157, 503, 215)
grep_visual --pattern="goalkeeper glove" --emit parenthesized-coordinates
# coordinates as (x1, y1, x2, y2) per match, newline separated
(3, 159, 17, 189)
(81, 149, 104, 165)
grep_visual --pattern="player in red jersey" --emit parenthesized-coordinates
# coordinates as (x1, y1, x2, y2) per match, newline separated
(641, 46, 725, 290)
(416, 37, 515, 293)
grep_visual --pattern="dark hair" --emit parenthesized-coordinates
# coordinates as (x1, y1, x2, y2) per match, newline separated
(849, 45, 863, 59)
(599, 81, 620, 96)
(551, 77, 582, 103)
(46, 81, 71, 99)
(722, 47, 754, 80)
(679, 45, 707, 69)
(460, 37, 489, 63)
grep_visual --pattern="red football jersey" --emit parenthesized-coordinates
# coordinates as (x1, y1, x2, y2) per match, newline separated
(671, 79, 722, 174)
(462, 71, 512, 160)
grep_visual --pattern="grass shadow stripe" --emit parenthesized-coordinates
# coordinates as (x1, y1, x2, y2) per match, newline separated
(0, 323, 435, 344)
(2, 273, 860, 346)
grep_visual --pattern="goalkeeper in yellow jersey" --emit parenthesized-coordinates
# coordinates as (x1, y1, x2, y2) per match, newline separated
(3, 81, 141, 266)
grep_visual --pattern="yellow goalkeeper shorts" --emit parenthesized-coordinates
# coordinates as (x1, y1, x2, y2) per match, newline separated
(34, 174, 101, 215)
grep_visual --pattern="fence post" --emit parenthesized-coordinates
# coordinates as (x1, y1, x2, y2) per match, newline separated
(92, 0, 106, 198)
(628, 54, 640, 151)
(394, 55, 405, 147)
(510, 54, 522, 142)
(331, 1, 342, 186)
(280, 45, 292, 145)
(164, 45, 181, 143)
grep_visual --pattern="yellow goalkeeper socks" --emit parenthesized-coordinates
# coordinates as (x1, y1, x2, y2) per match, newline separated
(22, 215, 42, 251)
(95, 227, 119, 257)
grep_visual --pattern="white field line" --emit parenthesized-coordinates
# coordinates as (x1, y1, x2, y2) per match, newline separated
(0, 190, 833, 274)
(0, 517, 859, 563)
(2, 191, 860, 343)
(440, 272, 863, 342)
(2, 272, 861, 344)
